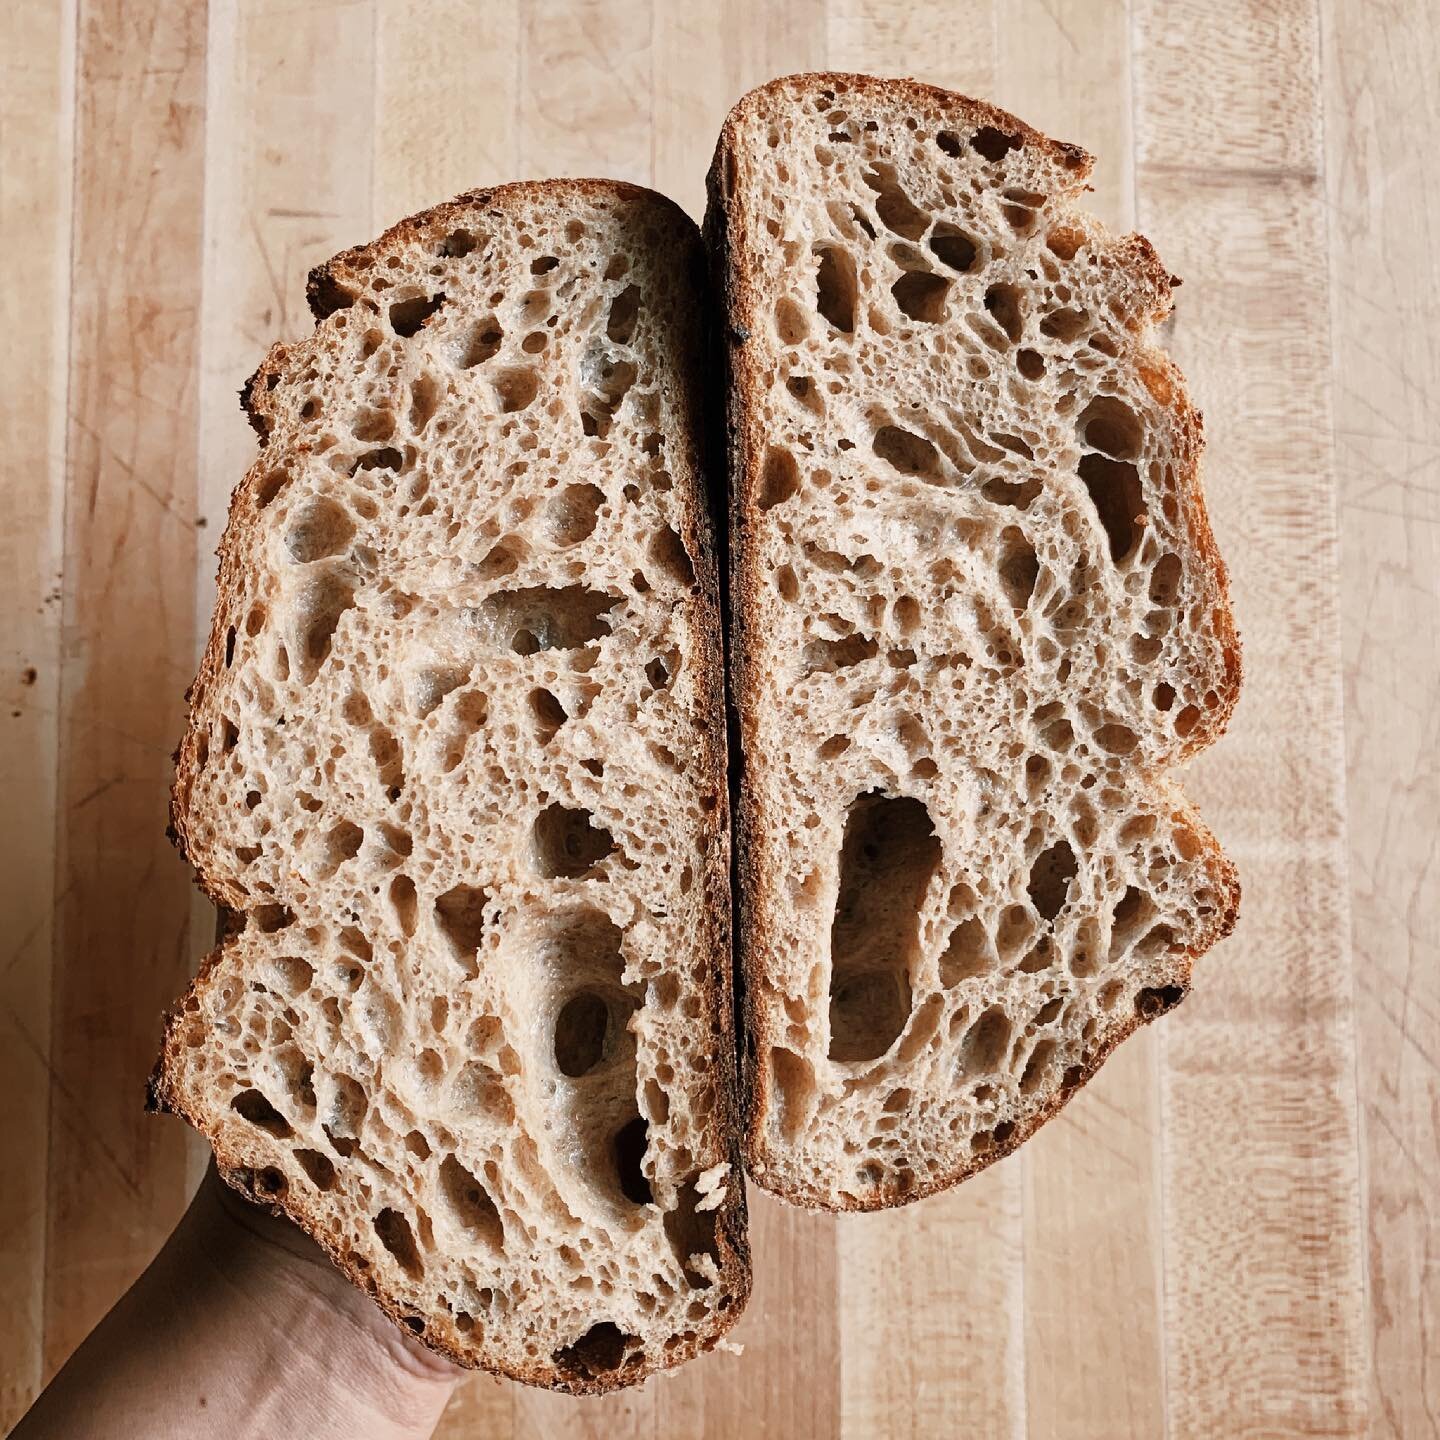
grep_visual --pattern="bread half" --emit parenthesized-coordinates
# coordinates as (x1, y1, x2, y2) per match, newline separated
(707, 75, 1241, 1211)
(153, 181, 749, 1389)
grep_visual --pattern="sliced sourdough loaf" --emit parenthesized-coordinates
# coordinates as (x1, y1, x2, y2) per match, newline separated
(152, 181, 749, 1389)
(707, 75, 1241, 1211)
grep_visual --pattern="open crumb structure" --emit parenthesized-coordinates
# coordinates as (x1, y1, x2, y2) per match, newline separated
(708, 74, 1241, 1211)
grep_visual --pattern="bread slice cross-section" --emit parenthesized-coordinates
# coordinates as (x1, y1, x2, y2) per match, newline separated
(706, 75, 1241, 1211)
(152, 180, 750, 1390)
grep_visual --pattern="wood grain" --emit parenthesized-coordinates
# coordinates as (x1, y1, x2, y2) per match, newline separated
(1135, 0, 1369, 1433)
(2, 0, 1433, 1433)
(1322, 0, 1440, 1432)
(0, 0, 73, 1424)
(43, 0, 208, 1379)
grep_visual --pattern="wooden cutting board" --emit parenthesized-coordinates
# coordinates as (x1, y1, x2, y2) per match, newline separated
(3, 1, 1435, 1435)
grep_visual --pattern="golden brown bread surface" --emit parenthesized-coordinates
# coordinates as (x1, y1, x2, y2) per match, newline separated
(706, 75, 1241, 1211)
(152, 180, 750, 1391)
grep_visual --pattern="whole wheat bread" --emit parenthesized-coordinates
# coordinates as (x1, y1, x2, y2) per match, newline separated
(151, 181, 750, 1390)
(706, 75, 1241, 1211)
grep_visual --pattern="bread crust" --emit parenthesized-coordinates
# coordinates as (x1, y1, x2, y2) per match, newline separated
(155, 180, 750, 1390)
(705, 74, 1242, 1212)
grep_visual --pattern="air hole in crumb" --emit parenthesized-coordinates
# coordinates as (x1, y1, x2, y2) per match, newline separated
(613, 1117, 652, 1205)
(814, 245, 857, 333)
(231, 1088, 292, 1137)
(775, 565, 799, 600)
(929, 223, 979, 272)
(439, 1155, 504, 1251)
(285, 497, 356, 564)
(1150, 553, 1182, 606)
(390, 874, 418, 935)
(606, 284, 641, 343)
(645, 656, 671, 690)
(324, 819, 364, 868)
(1017, 348, 1046, 380)
(440, 228, 477, 258)
(939, 917, 992, 985)
(873, 424, 941, 481)
(984, 283, 1024, 344)
(434, 883, 488, 966)
(553, 992, 610, 1077)
(1028, 840, 1078, 921)
(373, 1208, 424, 1278)
(1078, 453, 1145, 562)
(532, 804, 614, 879)
(649, 526, 695, 587)
(769, 1047, 816, 1139)
(294, 1148, 336, 1190)
(861, 161, 929, 239)
(494, 367, 539, 413)
(477, 585, 617, 653)
(530, 687, 567, 740)
(553, 1322, 634, 1379)
(1136, 984, 1185, 1019)
(1153, 682, 1176, 711)
(961, 1006, 1012, 1075)
(984, 476, 1042, 509)
(892, 269, 950, 323)
(546, 483, 604, 546)
(829, 795, 939, 1063)
(1079, 395, 1143, 460)
(255, 469, 288, 508)
(1041, 307, 1089, 342)
(998, 527, 1039, 608)
(775, 295, 810, 345)
(758, 447, 801, 510)
(457, 317, 503, 369)
(389, 293, 444, 337)
(295, 572, 357, 680)
(1095, 722, 1139, 755)
(1046, 225, 1085, 260)
(971, 126, 1022, 161)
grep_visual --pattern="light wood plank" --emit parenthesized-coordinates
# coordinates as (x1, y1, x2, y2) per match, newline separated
(823, 11, 1022, 1436)
(0, 0, 74, 1426)
(838, 1167, 1022, 1440)
(997, 6, 1166, 1437)
(44, 0, 208, 1375)
(1134, 0, 1369, 1432)
(517, 0, 652, 187)
(1321, 0, 1440, 1432)
(375, 0, 520, 227)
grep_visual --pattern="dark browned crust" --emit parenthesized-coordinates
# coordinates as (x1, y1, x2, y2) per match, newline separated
(704, 73, 1244, 1213)
(156, 180, 750, 1390)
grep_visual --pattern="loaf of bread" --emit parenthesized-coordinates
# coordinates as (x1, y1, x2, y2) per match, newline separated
(152, 181, 750, 1389)
(706, 75, 1241, 1211)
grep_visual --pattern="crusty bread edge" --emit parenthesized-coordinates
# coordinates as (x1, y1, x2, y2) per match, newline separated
(703, 73, 1243, 1213)
(155, 179, 751, 1391)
